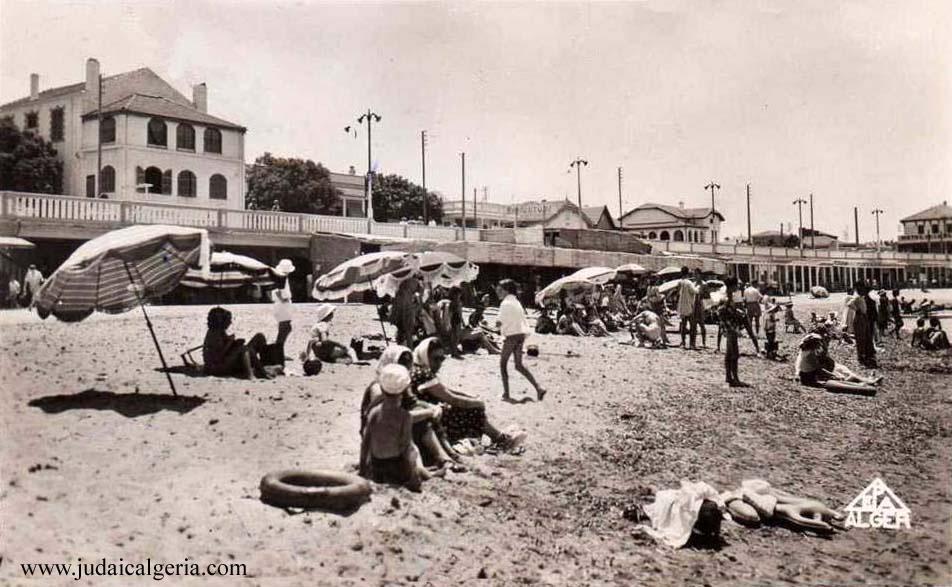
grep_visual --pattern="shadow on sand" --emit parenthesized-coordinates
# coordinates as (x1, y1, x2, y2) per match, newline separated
(29, 388, 206, 418)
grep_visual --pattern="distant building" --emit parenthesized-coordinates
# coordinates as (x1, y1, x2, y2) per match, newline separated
(0, 58, 246, 209)
(619, 202, 724, 243)
(898, 202, 952, 254)
(329, 166, 366, 217)
(441, 198, 599, 230)
(799, 228, 840, 249)
(581, 205, 618, 230)
(750, 230, 798, 248)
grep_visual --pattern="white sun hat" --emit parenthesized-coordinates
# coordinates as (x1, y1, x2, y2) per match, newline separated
(274, 258, 296, 276)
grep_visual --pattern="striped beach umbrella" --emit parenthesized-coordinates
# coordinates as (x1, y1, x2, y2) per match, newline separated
(372, 251, 479, 299)
(311, 251, 411, 301)
(33, 225, 210, 395)
(569, 266, 617, 284)
(180, 251, 274, 289)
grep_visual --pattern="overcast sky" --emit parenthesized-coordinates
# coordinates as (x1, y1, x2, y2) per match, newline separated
(1, 0, 949, 239)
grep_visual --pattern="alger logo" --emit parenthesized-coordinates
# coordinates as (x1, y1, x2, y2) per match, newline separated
(844, 478, 911, 530)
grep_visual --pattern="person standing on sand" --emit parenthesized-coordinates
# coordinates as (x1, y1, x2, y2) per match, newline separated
(23, 264, 44, 308)
(676, 267, 698, 349)
(743, 281, 764, 335)
(890, 289, 903, 340)
(849, 281, 877, 368)
(271, 259, 295, 355)
(496, 279, 546, 402)
(718, 277, 748, 387)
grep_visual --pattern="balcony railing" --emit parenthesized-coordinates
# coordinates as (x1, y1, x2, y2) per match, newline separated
(0, 191, 472, 242)
(646, 238, 951, 263)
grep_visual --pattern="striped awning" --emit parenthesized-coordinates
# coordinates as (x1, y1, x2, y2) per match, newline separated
(312, 251, 411, 300)
(34, 225, 210, 322)
(180, 251, 274, 289)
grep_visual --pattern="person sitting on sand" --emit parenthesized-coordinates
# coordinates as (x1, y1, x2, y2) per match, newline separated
(456, 303, 501, 355)
(911, 318, 928, 348)
(359, 364, 424, 492)
(300, 304, 354, 364)
(925, 317, 951, 350)
(535, 309, 557, 335)
(796, 333, 881, 391)
(360, 345, 461, 474)
(202, 307, 269, 379)
(630, 309, 665, 348)
(581, 304, 610, 337)
(784, 303, 805, 334)
(412, 337, 523, 450)
(556, 308, 587, 336)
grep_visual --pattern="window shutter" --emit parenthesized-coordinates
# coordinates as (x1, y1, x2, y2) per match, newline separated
(162, 169, 172, 194)
(136, 166, 145, 186)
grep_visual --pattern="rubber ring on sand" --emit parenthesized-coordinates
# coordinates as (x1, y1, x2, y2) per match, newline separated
(259, 469, 371, 511)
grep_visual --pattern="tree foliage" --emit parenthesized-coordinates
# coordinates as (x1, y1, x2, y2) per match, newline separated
(0, 118, 63, 193)
(245, 153, 341, 214)
(371, 173, 443, 223)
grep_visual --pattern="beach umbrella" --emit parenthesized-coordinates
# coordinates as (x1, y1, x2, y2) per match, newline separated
(615, 263, 648, 276)
(33, 225, 211, 395)
(535, 274, 599, 306)
(658, 279, 681, 295)
(810, 285, 830, 299)
(180, 251, 274, 289)
(569, 266, 617, 284)
(312, 251, 411, 301)
(655, 265, 682, 278)
(373, 251, 479, 298)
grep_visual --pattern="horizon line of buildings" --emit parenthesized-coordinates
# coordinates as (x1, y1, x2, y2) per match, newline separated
(2, 58, 948, 255)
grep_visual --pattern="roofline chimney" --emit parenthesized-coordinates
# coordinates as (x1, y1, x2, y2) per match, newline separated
(30, 74, 39, 100)
(193, 82, 207, 113)
(85, 58, 100, 102)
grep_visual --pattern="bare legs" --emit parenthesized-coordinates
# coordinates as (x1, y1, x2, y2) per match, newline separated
(500, 334, 545, 400)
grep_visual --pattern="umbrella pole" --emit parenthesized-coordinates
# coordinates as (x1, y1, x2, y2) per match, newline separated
(368, 277, 390, 345)
(123, 263, 178, 396)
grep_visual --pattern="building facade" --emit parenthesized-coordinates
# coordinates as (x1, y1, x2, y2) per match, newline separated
(619, 202, 724, 243)
(329, 167, 367, 217)
(0, 58, 246, 210)
(441, 198, 598, 229)
(898, 202, 952, 254)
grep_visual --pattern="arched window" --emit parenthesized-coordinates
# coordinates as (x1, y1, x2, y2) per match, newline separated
(204, 128, 222, 154)
(209, 174, 227, 200)
(100, 165, 116, 193)
(176, 123, 195, 151)
(147, 118, 167, 147)
(648, 231, 657, 240)
(659, 231, 670, 241)
(177, 170, 197, 197)
(673, 230, 684, 242)
(144, 166, 163, 194)
(100, 117, 116, 143)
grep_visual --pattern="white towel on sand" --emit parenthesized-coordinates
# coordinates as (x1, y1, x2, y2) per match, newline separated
(639, 480, 723, 548)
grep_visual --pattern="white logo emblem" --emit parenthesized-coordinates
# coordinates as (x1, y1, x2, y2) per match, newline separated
(844, 478, 911, 530)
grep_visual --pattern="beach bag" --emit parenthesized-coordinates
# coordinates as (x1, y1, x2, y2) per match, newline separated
(303, 359, 323, 376)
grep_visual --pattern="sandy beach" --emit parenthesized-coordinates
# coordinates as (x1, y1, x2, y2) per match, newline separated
(1, 293, 950, 586)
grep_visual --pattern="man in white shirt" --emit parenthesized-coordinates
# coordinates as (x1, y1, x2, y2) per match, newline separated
(495, 279, 546, 402)
(23, 264, 44, 307)
(742, 281, 764, 335)
(676, 266, 698, 349)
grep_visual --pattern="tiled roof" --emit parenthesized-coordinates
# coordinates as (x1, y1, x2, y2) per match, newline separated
(2, 67, 242, 129)
(582, 205, 617, 228)
(621, 203, 725, 222)
(901, 203, 952, 222)
(83, 93, 244, 130)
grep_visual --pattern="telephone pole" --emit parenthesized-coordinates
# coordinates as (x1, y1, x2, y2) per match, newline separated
(793, 197, 807, 255)
(617, 167, 624, 219)
(353, 109, 381, 220)
(872, 208, 884, 252)
(746, 183, 752, 244)
(570, 157, 588, 209)
(421, 130, 427, 224)
(809, 193, 815, 250)
(460, 152, 466, 237)
(854, 207, 860, 246)
(473, 187, 478, 230)
(704, 181, 721, 242)
(96, 73, 103, 197)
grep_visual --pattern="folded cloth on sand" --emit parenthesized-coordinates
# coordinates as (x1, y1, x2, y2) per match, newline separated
(638, 480, 724, 548)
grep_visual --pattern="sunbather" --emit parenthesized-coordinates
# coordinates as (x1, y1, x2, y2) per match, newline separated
(796, 333, 881, 391)
(300, 304, 354, 364)
(630, 309, 666, 348)
(202, 307, 269, 379)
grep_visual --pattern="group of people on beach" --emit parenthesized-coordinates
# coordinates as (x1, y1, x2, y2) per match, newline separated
(1, 264, 45, 309)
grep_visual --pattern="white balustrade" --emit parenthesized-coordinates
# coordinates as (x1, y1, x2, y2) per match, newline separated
(126, 202, 219, 227)
(371, 223, 406, 238)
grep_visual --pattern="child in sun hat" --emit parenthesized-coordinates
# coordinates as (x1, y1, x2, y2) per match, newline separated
(359, 364, 423, 491)
(763, 302, 782, 360)
(271, 258, 296, 350)
(300, 303, 354, 364)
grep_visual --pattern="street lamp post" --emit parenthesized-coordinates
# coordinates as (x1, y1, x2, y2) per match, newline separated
(421, 130, 428, 225)
(617, 167, 624, 219)
(704, 181, 721, 242)
(793, 197, 807, 256)
(872, 208, 884, 252)
(350, 109, 381, 222)
(569, 157, 588, 209)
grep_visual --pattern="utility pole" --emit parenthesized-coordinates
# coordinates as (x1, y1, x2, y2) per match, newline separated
(460, 152, 466, 237)
(421, 130, 427, 224)
(793, 197, 807, 256)
(746, 183, 752, 245)
(704, 181, 721, 242)
(872, 208, 884, 252)
(354, 109, 381, 221)
(570, 157, 588, 209)
(809, 193, 815, 250)
(617, 167, 624, 219)
(854, 207, 860, 246)
(96, 73, 103, 198)
(473, 187, 478, 230)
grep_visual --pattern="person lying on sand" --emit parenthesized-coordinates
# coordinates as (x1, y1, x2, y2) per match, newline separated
(360, 364, 424, 492)
(360, 345, 462, 473)
(300, 304, 355, 364)
(413, 337, 524, 451)
(456, 302, 501, 355)
(796, 333, 882, 391)
(202, 307, 270, 379)
(720, 479, 844, 533)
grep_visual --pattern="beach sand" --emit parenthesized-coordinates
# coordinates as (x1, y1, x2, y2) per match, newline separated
(1, 294, 950, 586)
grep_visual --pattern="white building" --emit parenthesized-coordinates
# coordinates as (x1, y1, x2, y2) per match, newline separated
(0, 58, 246, 209)
(619, 202, 724, 243)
